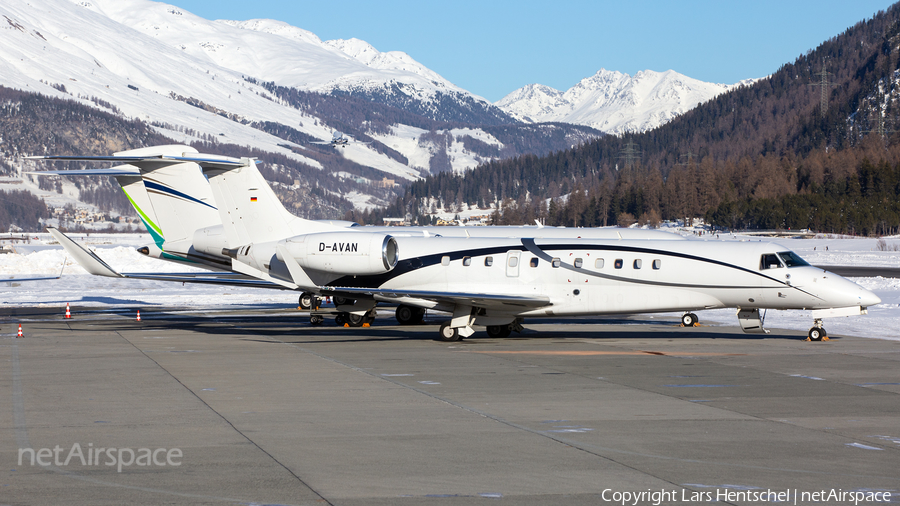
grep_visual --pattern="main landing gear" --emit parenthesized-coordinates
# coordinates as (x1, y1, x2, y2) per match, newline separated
(438, 321, 460, 342)
(807, 318, 828, 341)
(395, 304, 426, 325)
(681, 312, 699, 327)
(437, 320, 523, 342)
(335, 309, 376, 327)
(299, 292, 316, 310)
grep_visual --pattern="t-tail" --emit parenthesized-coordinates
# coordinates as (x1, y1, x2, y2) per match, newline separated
(29, 145, 238, 271)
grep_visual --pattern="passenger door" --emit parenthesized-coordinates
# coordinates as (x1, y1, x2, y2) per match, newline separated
(505, 250, 521, 277)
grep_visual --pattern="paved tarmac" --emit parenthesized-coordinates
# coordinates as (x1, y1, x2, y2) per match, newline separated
(1, 306, 899, 505)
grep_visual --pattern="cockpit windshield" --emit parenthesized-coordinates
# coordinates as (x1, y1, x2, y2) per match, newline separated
(777, 251, 809, 267)
(760, 254, 783, 270)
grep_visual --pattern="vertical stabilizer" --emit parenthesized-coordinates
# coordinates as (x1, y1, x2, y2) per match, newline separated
(204, 162, 337, 247)
(114, 146, 221, 250)
(112, 172, 165, 247)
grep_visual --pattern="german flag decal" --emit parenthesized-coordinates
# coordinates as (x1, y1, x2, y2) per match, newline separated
(250, 196, 258, 202)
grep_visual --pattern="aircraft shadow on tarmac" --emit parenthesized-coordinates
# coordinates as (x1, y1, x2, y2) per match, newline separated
(120, 310, 813, 343)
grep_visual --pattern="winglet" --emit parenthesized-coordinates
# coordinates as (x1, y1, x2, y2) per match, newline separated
(47, 227, 123, 277)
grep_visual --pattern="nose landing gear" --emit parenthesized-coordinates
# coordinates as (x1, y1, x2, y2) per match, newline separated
(807, 318, 828, 341)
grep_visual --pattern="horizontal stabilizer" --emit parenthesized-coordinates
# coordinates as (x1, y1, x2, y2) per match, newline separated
(27, 153, 255, 170)
(27, 167, 140, 176)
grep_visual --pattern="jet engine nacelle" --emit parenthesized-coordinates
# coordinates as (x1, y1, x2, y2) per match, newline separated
(192, 225, 228, 257)
(276, 232, 399, 275)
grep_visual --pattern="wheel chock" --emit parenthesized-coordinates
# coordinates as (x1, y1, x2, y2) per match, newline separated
(362, 323, 370, 328)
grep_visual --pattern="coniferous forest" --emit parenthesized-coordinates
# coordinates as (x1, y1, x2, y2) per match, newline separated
(355, 5, 900, 235)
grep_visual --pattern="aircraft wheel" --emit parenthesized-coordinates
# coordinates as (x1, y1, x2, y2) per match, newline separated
(808, 327, 826, 341)
(437, 322, 460, 342)
(334, 296, 354, 306)
(299, 292, 314, 310)
(396, 305, 418, 325)
(309, 315, 324, 326)
(681, 313, 698, 327)
(414, 307, 426, 322)
(335, 313, 348, 326)
(486, 325, 512, 338)
(347, 313, 366, 327)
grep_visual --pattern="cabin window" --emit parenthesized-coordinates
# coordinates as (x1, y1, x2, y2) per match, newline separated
(633, 259, 642, 269)
(508, 256, 518, 268)
(441, 256, 450, 266)
(760, 254, 782, 270)
(652, 259, 662, 270)
(485, 256, 493, 267)
(614, 259, 623, 269)
(530, 258, 539, 268)
(552, 257, 561, 268)
(574, 258, 583, 268)
(462, 256, 472, 266)
(595, 258, 604, 269)
(777, 251, 809, 267)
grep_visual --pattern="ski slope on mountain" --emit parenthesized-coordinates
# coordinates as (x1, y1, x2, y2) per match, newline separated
(0, 0, 491, 182)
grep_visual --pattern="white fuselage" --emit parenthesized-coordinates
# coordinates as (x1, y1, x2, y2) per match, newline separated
(319, 236, 879, 318)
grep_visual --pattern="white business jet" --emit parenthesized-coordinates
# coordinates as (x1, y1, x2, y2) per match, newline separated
(29, 145, 686, 326)
(191, 151, 879, 341)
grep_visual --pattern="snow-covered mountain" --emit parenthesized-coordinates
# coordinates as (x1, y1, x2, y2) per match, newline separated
(497, 69, 755, 134)
(0, 0, 520, 184)
(0, 0, 753, 218)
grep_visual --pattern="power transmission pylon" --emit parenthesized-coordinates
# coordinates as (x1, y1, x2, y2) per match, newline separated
(676, 150, 699, 166)
(861, 109, 896, 139)
(618, 139, 642, 169)
(808, 59, 837, 118)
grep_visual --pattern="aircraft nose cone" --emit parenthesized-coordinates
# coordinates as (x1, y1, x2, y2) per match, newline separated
(860, 288, 881, 308)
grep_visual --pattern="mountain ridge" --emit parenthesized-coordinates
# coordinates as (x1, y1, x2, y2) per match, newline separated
(497, 69, 757, 134)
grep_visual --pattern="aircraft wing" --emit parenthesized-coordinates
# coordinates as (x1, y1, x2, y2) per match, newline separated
(319, 286, 551, 311)
(1, 275, 61, 282)
(46, 227, 290, 290)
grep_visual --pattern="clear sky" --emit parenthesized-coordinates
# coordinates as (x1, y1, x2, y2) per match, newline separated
(170, 0, 894, 102)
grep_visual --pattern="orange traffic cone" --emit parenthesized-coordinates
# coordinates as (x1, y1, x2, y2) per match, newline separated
(136, 310, 141, 322)
(65, 303, 71, 319)
(16, 324, 23, 338)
